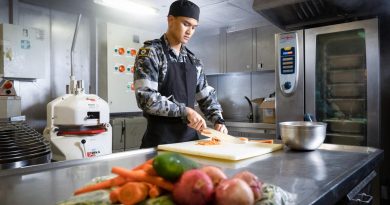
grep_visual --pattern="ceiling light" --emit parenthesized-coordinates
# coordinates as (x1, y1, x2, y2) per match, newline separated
(94, 0, 159, 15)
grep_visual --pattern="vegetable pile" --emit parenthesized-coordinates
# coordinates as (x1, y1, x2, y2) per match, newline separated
(70, 152, 265, 205)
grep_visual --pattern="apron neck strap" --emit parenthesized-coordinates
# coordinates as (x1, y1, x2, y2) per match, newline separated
(160, 35, 193, 65)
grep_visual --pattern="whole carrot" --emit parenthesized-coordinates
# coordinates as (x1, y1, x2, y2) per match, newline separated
(143, 164, 158, 176)
(132, 158, 154, 171)
(111, 167, 174, 191)
(74, 176, 127, 195)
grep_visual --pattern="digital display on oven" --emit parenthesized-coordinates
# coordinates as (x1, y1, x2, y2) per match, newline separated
(280, 47, 295, 74)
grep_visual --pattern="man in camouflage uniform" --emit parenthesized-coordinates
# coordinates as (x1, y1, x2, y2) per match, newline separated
(134, 0, 227, 148)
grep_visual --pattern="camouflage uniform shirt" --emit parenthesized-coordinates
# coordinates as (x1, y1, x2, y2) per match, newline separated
(133, 35, 224, 124)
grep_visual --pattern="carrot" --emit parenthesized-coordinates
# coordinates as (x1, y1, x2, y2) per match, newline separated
(251, 139, 274, 144)
(111, 167, 174, 191)
(145, 183, 162, 198)
(118, 182, 149, 205)
(132, 158, 154, 171)
(109, 187, 121, 203)
(74, 176, 127, 195)
(142, 163, 158, 176)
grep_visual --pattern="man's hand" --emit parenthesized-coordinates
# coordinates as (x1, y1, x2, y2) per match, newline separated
(214, 123, 228, 134)
(186, 107, 207, 131)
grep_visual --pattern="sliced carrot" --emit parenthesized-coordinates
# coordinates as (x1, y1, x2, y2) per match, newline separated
(251, 139, 274, 144)
(74, 176, 127, 195)
(111, 167, 174, 191)
(109, 188, 121, 203)
(118, 182, 149, 205)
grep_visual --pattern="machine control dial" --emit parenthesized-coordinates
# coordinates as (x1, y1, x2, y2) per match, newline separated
(284, 81, 292, 90)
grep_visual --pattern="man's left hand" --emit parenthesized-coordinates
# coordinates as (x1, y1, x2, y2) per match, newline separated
(214, 123, 228, 134)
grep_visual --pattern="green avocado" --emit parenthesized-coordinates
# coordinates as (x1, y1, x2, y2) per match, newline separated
(153, 152, 199, 181)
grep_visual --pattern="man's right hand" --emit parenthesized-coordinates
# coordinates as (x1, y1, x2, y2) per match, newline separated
(186, 107, 207, 131)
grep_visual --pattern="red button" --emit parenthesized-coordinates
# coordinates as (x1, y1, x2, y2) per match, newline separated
(119, 65, 125, 72)
(130, 49, 137, 56)
(118, 48, 125, 55)
(131, 66, 135, 73)
(3, 81, 13, 89)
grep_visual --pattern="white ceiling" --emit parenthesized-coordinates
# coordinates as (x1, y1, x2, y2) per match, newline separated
(127, 0, 271, 36)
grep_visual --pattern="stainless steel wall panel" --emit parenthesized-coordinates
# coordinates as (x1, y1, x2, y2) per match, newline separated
(0, 0, 8, 23)
(17, 3, 51, 131)
(251, 71, 275, 98)
(217, 73, 251, 121)
(205, 75, 218, 92)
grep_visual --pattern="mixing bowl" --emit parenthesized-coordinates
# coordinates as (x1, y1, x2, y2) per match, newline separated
(279, 121, 327, 150)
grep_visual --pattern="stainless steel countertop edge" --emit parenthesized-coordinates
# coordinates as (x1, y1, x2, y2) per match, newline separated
(299, 148, 384, 205)
(0, 148, 156, 177)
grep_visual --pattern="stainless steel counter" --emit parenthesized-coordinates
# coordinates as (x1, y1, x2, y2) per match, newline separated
(224, 121, 276, 139)
(0, 144, 383, 205)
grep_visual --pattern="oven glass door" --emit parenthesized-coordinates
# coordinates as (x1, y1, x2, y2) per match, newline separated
(305, 19, 380, 147)
(316, 29, 367, 145)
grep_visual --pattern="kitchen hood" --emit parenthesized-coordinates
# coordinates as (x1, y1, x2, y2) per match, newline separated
(253, 0, 385, 30)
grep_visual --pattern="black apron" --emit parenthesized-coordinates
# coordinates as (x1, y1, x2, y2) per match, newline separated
(140, 36, 198, 148)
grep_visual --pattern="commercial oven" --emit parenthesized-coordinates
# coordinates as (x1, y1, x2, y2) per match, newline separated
(275, 18, 380, 148)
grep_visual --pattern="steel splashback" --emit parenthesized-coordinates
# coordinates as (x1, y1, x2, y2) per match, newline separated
(0, 119, 51, 170)
(253, 0, 385, 30)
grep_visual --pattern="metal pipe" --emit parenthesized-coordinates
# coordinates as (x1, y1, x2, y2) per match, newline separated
(70, 14, 82, 78)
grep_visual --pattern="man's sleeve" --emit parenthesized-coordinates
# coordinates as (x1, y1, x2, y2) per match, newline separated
(195, 64, 224, 124)
(133, 47, 187, 119)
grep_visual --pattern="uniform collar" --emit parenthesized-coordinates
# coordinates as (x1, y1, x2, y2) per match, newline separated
(163, 34, 188, 57)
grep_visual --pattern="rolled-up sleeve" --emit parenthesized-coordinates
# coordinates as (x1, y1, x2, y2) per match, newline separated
(133, 47, 186, 118)
(195, 64, 224, 124)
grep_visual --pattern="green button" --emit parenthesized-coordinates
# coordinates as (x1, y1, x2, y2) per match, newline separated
(127, 68, 130, 71)
(127, 85, 131, 88)
(127, 50, 130, 54)
(114, 48, 118, 52)
(115, 67, 118, 70)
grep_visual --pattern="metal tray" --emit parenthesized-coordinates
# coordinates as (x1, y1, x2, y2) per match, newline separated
(326, 133, 365, 146)
(327, 83, 366, 98)
(327, 54, 364, 69)
(327, 99, 366, 117)
(327, 69, 366, 84)
(324, 119, 366, 134)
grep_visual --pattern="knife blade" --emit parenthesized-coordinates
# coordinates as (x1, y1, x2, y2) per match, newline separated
(200, 128, 248, 144)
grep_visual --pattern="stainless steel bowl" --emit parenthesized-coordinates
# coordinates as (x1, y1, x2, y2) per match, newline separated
(279, 121, 327, 150)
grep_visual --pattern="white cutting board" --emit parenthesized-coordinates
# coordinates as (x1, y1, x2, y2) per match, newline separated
(157, 140, 283, 161)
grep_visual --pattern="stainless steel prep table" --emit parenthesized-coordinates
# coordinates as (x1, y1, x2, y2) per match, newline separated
(0, 144, 383, 205)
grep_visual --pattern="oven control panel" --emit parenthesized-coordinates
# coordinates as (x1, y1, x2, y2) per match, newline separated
(278, 32, 299, 95)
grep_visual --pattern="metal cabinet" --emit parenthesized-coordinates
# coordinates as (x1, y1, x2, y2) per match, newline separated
(256, 25, 282, 70)
(226, 28, 253, 72)
(189, 35, 221, 74)
(110, 116, 147, 152)
(111, 118, 125, 152)
(124, 117, 147, 150)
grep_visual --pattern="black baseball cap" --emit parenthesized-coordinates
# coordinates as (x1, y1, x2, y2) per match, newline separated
(168, 0, 200, 21)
